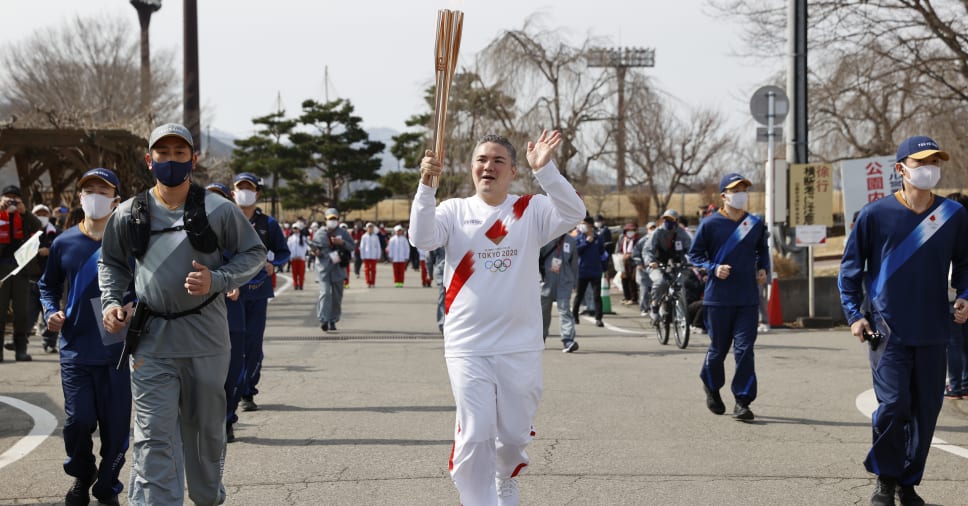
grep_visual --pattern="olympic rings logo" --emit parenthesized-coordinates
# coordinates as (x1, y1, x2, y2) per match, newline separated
(485, 258, 512, 272)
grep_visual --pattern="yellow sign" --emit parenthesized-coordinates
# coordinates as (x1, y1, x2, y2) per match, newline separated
(789, 163, 833, 226)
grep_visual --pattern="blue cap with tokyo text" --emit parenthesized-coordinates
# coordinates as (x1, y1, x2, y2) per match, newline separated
(895, 135, 950, 163)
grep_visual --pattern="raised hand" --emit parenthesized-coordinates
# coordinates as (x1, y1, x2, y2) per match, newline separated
(526, 130, 563, 170)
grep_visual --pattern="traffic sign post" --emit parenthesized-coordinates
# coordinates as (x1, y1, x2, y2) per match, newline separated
(750, 85, 789, 324)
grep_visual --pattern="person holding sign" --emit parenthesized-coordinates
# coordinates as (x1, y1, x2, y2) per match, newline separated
(839, 136, 968, 506)
(0, 185, 42, 361)
(38, 168, 132, 506)
(688, 173, 769, 422)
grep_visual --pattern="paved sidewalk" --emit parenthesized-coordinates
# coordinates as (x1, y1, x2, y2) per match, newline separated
(1, 263, 966, 505)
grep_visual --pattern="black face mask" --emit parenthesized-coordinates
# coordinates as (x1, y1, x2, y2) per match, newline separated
(152, 159, 193, 187)
(663, 220, 675, 230)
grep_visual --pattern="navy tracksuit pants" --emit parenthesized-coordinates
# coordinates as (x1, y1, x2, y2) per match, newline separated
(700, 305, 759, 402)
(241, 297, 268, 399)
(61, 362, 131, 501)
(866, 342, 946, 485)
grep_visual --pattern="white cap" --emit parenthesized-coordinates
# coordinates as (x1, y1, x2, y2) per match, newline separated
(32, 204, 50, 214)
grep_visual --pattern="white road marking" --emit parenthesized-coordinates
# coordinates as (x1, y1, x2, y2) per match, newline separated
(855, 388, 968, 460)
(0, 395, 58, 470)
(268, 273, 292, 302)
(580, 315, 642, 334)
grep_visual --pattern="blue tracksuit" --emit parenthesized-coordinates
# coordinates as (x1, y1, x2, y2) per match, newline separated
(38, 226, 133, 501)
(839, 193, 968, 484)
(688, 210, 769, 403)
(239, 210, 290, 400)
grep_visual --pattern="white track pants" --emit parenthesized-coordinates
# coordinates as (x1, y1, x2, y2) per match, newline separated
(445, 351, 542, 506)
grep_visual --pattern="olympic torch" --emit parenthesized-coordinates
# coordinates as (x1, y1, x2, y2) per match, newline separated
(430, 9, 463, 187)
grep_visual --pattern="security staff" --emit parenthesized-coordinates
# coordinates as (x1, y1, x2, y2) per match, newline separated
(231, 172, 290, 413)
(688, 173, 769, 422)
(310, 208, 354, 331)
(540, 233, 579, 352)
(839, 136, 968, 506)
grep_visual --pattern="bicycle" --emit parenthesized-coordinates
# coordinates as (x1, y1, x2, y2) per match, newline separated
(650, 262, 690, 349)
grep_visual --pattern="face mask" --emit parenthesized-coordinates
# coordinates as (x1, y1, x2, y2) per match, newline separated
(37, 217, 49, 227)
(234, 189, 257, 207)
(578, 224, 588, 234)
(6, 205, 16, 214)
(594, 221, 603, 229)
(151, 159, 193, 187)
(663, 220, 676, 230)
(625, 231, 634, 238)
(901, 163, 941, 190)
(81, 193, 115, 220)
(726, 191, 749, 210)
(297, 220, 306, 229)
(326, 220, 338, 230)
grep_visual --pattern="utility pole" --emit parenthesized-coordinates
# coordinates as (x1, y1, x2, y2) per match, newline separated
(130, 0, 161, 122)
(786, 0, 808, 165)
(587, 47, 655, 192)
(183, 0, 201, 152)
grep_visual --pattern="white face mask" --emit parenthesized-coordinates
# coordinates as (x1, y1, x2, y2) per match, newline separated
(625, 230, 635, 238)
(234, 189, 257, 207)
(81, 193, 115, 220)
(578, 224, 589, 234)
(326, 220, 338, 230)
(900, 163, 941, 190)
(37, 216, 49, 227)
(594, 221, 603, 229)
(725, 191, 749, 210)
(6, 205, 16, 214)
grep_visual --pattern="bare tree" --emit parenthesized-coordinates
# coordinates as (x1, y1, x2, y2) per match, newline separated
(0, 15, 179, 132)
(477, 14, 614, 183)
(625, 77, 736, 215)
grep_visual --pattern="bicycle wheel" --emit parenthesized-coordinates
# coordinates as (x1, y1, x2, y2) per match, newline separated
(673, 289, 690, 349)
(655, 300, 670, 345)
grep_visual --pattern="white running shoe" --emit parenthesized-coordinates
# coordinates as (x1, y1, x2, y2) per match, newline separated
(757, 323, 770, 333)
(496, 477, 519, 506)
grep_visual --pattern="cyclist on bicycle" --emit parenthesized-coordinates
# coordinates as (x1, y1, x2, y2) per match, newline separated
(644, 209, 692, 321)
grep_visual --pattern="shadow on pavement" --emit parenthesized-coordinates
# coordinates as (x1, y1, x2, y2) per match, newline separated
(749, 415, 871, 427)
(255, 404, 454, 414)
(238, 437, 452, 446)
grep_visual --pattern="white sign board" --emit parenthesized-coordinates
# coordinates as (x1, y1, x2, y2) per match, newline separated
(795, 224, 827, 246)
(840, 156, 901, 230)
(769, 159, 788, 223)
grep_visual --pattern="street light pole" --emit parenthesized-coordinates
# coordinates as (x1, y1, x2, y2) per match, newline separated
(588, 47, 655, 192)
(183, 0, 201, 152)
(130, 0, 161, 122)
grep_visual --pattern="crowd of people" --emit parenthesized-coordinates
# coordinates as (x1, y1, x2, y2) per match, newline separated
(5, 123, 965, 506)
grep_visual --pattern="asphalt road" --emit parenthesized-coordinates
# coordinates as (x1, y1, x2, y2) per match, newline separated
(1, 263, 966, 505)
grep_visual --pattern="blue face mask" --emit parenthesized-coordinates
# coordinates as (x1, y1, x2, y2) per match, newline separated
(151, 159, 193, 187)
(663, 220, 675, 230)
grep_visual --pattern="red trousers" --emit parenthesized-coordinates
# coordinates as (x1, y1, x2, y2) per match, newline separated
(420, 260, 431, 286)
(364, 259, 378, 286)
(392, 262, 407, 284)
(291, 258, 306, 289)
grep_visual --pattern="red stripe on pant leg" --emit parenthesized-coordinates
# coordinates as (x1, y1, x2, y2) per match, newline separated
(449, 422, 461, 472)
(509, 463, 528, 477)
(445, 252, 475, 315)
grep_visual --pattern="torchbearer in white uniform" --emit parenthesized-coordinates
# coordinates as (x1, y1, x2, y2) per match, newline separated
(410, 130, 586, 506)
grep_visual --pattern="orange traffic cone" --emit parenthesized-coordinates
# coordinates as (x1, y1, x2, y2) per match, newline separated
(767, 278, 783, 327)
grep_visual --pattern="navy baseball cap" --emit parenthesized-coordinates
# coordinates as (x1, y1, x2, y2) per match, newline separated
(233, 172, 263, 189)
(895, 135, 950, 163)
(205, 182, 231, 199)
(719, 172, 752, 193)
(148, 123, 194, 150)
(78, 168, 120, 191)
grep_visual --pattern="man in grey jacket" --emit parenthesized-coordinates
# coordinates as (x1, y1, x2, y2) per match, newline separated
(541, 233, 580, 352)
(645, 209, 692, 321)
(100, 123, 266, 506)
(309, 208, 355, 331)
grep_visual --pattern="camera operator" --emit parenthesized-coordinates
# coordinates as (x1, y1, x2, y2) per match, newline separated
(0, 185, 42, 361)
